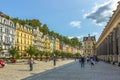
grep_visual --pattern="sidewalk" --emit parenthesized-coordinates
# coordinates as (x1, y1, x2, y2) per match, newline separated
(0, 59, 74, 80)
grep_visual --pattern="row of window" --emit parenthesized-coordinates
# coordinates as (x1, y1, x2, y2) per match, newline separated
(16, 32, 32, 39)
(16, 38, 32, 45)
(0, 17, 14, 27)
(17, 46, 26, 51)
(84, 50, 93, 53)
(83, 46, 94, 48)
(84, 42, 95, 45)
(0, 26, 14, 35)
(2, 45, 10, 50)
(16, 24, 32, 33)
(0, 35, 14, 43)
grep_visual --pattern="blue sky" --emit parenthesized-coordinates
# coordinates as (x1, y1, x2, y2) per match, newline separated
(0, 0, 119, 41)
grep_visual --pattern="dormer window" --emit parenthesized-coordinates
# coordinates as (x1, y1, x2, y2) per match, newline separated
(0, 17, 1, 22)
(10, 22, 13, 27)
(4, 19, 6, 24)
(0, 26, 2, 32)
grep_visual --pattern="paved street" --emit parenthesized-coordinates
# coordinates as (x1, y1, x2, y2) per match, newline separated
(0, 59, 74, 80)
(23, 61, 120, 80)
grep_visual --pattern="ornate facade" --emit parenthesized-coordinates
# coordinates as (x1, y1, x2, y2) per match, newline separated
(0, 13, 15, 57)
(15, 23, 34, 56)
(55, 38, 60, 51)
(82, 34, 96, 56)
(43, 35, 52, 52)
(33, 27, 44, 51)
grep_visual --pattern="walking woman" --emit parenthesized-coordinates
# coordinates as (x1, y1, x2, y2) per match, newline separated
(90, 57, 95, 68)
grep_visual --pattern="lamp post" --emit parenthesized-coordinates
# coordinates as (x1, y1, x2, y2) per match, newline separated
(52, 36, 56, 66)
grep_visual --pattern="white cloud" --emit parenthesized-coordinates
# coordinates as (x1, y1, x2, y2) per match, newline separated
(92, 32, 101, 41)
(70, 21, 81, 28)
(84, 0, 120, 26)
(92, 32, 98, 35)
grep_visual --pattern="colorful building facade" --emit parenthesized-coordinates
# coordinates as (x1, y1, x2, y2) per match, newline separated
(15, 23, 33, 56)
(33, 27, 44, 51)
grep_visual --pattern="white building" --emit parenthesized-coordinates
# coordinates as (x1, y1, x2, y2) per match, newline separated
(0, 12, 15, 57)
(33, 27, 44, 51)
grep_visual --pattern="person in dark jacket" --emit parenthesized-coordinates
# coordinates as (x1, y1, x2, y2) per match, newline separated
(79, 56, 85, 68)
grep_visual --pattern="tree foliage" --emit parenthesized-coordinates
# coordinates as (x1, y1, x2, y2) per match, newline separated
(8, 46, 20, 59)
(25, 46, 36, 57)
(12, 18, 41, 27)
(39, 24, 49, 35)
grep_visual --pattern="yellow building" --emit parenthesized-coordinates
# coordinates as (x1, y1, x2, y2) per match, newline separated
(55, 38, 60, 51)
(15, 23, 33, 56)
(43, 35, 51, 52)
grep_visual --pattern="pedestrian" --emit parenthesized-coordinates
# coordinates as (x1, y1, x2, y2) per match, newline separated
(74, 56, 77, 61)
(90, 57, 95, 68)
(86, 56, 90, 63)
(28, 57, 34, 71)
(79, 56, 85, 68)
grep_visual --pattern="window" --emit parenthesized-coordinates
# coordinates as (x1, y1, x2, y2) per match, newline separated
(84, 42, 86, 44)
(30, 36, 32, 40)
(24, 40, 26, 44)
(0, 17, 1, 22)
(0, 26, 2, 32)
(21, 33, 22, 37)
(24, 34, 26, 38)
(4, 19, 6, 24)
(12, 38, 14, 43)
(88, 42, 90, 44)
(17, 46, 19, 50)
(17, 38, 19, 43)
(21, 39, 22, 44)
(10, 22, 13, 27)
(5, 28, 9, 34)
(88, 46, 91, 48)
(0, 35, 2, 41)
(17, 32, 19, 36)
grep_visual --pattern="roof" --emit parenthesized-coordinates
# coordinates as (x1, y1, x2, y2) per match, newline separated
(83, 35, 96, 41)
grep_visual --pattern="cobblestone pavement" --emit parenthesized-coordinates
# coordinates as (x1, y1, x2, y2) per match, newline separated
(0, 59, 74, 80)
(23, 61, 120, 80)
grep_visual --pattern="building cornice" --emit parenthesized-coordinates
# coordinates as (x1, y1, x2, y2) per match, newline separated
(96, 1, 120, 47)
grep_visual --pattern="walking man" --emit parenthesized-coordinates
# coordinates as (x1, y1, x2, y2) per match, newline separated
(28, 57, 34, 71)
(79, 56, 85, 68)
(90, 57, 95, 68)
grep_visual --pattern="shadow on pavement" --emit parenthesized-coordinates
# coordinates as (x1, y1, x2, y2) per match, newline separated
(21, 61, 75, 80)
(18, 69, 29, 71)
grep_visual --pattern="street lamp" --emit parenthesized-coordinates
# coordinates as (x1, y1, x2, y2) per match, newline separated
(52, 36, 56, 66)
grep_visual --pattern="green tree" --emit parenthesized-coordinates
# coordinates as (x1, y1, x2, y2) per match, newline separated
(40, 24, 49, 35)
(25, 46, 36, 57)
(5, 15, 10, 19)
(11, 17, 19, 23)
(0, 42, 2, 52)
(39, 51, 44, 61)
(8, 46, 20, 59)
(34, 48, 40, 59)
(71, 37, 80, 47)
(26, 19, 41, 27)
